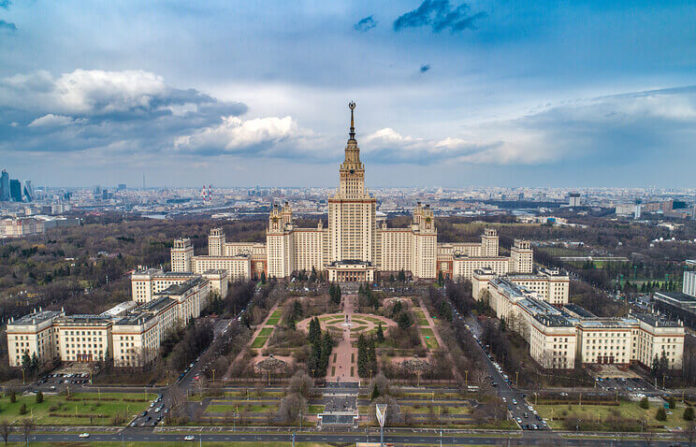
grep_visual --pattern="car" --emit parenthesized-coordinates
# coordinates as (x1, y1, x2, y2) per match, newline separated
(141, 411, 148, 417)
(512, 399, 517, 405)
(78, 433, 90, 438)
(516, 417, 522, 424)
(184, 435, 195, 441)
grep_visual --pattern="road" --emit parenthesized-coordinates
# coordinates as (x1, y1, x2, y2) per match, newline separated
(456, 306, 550, 432)
(10, 430, 695, 446)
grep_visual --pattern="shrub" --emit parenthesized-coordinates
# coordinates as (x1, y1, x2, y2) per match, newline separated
(684, 407, 694, 421)
(668, 397, 676, 409)
(19, 403, 27, 415)
(9, 391, 16, 403)
(639, 397, 649, 409)
(35, 391, 43, 404)
(656, 407, 667, 421)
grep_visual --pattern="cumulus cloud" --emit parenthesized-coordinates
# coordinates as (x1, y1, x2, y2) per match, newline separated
(394, 0, 486, 33)
(0, 19, 15, 31)
(0, 69, 247, 155)
(362, 128, 499, 164)
(354, 15, 377, 32)
(28, 114, 83, 127)
(359, 86, 696, 166)
(0, 69, 228, 118)
(174, 116, 304, 156)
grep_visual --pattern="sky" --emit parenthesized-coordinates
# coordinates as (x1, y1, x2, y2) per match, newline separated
(0, 0, 695, 188)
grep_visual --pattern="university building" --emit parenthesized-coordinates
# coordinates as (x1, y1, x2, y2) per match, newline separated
(7, 270, 215, 368)
(477, 275, 684, 370)
(170, 103, 534, 283)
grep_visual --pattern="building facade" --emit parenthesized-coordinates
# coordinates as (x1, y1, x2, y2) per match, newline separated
(171, 103, 534, 283)
(7, 269, 215, 368)
(481, 276, 684, 370)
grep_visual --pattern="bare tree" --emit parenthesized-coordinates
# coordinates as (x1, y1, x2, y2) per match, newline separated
(402, 359, 430, 386)
(21, 419, 34, 446)
(686, 422, 696, 447)
(288, 371, 314, 399)
(278, 392, 306, 423)
(0, 420, 11, 445)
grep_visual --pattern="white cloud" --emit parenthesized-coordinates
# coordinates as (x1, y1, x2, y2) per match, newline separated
(28, 113, 83, 127)
(0, 69, 216, 116)
(174, 115, 303, 154)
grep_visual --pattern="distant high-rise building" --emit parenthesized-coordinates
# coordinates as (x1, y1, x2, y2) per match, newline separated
(634, 199, 642, 220)
(684, 270, 696, 298)
(117, 184, 126, 191)
(9, 179, 21, 202)
(23, 180, 33, 202)
(568, 192, 581, 207)
(0, 170, 9, 201)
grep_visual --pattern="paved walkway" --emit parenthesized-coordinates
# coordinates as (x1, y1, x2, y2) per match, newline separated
(223, 302, 281, 381)
(418, 296, 461, 380)
(326, 294, 357, 382)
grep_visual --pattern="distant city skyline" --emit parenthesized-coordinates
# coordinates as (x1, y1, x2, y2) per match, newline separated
(0, 1, 694, 188)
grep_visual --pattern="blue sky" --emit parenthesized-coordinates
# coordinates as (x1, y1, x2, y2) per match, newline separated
(0, 0, 695, 188)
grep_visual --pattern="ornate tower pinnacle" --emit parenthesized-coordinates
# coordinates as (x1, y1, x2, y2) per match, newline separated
(349, 101, 356, 141)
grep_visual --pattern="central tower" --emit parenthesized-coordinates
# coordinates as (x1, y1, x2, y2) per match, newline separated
(328, 102, 377, 264)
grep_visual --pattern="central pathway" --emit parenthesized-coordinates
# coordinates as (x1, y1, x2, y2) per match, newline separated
(327, 294, 357, 382)
(320, 292, 359, 430)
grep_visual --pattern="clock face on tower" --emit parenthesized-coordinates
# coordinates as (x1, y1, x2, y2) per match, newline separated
(350, 169, 355, 174)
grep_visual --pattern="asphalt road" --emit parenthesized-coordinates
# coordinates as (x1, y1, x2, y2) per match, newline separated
(457, 307, 549, 432)
(9, 430, 694, 446)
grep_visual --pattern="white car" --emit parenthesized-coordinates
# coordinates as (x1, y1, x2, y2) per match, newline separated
(78, 433, 90, 438)
(184, 435, 195, 441)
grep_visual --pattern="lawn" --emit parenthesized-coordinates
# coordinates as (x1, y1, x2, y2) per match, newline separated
(401, 404, 471, 415)
(24, 442, 334, 447)
(250, 336, 269, 348)
(0, 392, 155, 425)
(536, 401, 690, 431)
(413, 310, 429, 326)
(421, 328, 439, 349)
(258, 327, 274, 336)
(265, 317, 280, 325)
(308, 405, 324, 413)
(205, 404, 277, 414)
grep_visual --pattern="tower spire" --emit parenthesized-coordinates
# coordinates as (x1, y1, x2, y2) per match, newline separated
(348, 101, 356, 141)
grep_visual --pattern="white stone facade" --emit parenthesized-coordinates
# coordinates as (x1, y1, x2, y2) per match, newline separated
(483, 276, 684, 370)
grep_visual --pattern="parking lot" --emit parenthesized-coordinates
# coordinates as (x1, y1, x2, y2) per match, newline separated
(37, 371, 91, 390)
